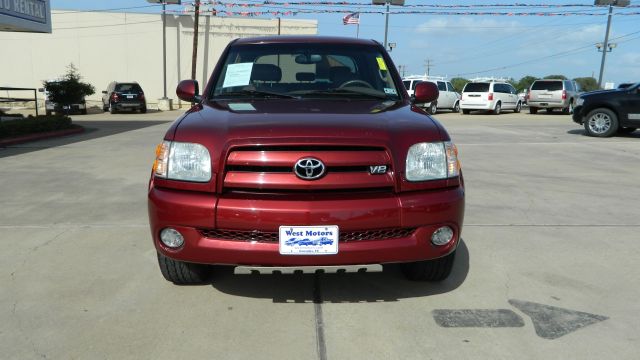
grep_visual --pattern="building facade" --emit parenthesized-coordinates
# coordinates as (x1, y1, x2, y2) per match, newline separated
(0, 10, 317, 109)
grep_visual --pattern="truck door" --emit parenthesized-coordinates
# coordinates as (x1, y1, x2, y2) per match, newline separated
(623, 86, 640, 126)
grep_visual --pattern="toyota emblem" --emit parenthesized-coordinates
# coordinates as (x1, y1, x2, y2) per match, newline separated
(294, 158, 326, 180)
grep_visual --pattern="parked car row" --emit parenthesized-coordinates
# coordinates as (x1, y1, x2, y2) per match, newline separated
(40, 81, 147, 115)
(403, 77, 588, 116)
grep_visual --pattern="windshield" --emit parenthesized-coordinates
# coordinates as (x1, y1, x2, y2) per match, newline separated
(211, 43, 400, 101)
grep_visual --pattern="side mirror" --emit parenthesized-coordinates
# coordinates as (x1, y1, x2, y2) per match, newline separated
(176, 80, 201, 103)
(413, 81, 439, 104)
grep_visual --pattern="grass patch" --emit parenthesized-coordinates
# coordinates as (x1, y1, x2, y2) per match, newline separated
(0, 115, 76, 139)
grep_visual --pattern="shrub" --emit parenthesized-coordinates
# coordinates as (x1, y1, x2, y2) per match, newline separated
(0, 115, 74, 139)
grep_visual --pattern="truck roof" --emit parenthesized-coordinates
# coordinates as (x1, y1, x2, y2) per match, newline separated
(233, 35, 379, 47)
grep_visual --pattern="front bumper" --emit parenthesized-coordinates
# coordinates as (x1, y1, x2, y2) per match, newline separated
(148, 184, 465, 266)
(572, 105, 585, 124)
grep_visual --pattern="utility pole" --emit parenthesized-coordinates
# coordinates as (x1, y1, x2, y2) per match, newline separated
(597, 4, 613, 89)
(383, 2, 390, 49)
(398, 65, 407, 77)
(162, 2, 167, 99)
(191, 1, 200, 81)
(424, 59, 433, 77)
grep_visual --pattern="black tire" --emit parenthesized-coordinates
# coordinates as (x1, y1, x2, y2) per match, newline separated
(529, 107, 538, 114)
(492, 102, 502, 115)
(157, 252, 212, 284)
(140, 106, 147, 114)
(109, 103, 117, 114)
(514, 101, 522, 113)
(103, 102, 108, 112)
(584, 108, 619, 137)
(462, 109, 471, 115)
(618, 127, 637, 134)
(401, 250, 456, 281)
(562, 101, 573, 115)
(453, 101, 460, 113)
(81, 108, 87, 115)
(546, 108, 554, 114)
(428, 102, 438, 115)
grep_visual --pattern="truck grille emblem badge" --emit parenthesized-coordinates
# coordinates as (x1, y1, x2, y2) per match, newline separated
(294, 158, 326, 180)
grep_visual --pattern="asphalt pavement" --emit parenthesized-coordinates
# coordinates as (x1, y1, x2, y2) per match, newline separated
(1, 109, 639, 359)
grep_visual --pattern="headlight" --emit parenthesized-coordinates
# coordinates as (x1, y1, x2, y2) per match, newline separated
(406, 141, 460, 182)
(153, 141, 211, 182)
(576, 97, 584, 107)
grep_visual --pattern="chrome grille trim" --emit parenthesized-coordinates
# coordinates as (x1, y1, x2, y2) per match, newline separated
(199, 228, 416, 243)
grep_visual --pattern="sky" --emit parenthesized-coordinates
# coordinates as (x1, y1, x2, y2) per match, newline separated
(50, 0, 640, 87)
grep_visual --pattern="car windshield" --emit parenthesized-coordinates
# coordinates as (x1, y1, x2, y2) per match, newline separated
(463, 83, 490, 93)
(211, 43, 400, 101)
(531, 81, 563, 91)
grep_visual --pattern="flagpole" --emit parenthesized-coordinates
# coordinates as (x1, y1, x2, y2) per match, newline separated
(357, 22, 360, 38)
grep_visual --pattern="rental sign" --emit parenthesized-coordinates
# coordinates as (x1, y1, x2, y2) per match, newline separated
(0, 0, 51, 33)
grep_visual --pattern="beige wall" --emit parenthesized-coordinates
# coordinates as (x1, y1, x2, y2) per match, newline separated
(0, 11, 317, 108)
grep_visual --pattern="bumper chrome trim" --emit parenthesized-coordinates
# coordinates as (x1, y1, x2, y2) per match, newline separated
(234, 264, 383, 275)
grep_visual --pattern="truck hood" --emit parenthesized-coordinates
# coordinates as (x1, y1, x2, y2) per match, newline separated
(168, 99, 448, 175)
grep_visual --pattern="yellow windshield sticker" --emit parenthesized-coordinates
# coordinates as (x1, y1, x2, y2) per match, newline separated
(376, 57, 388, 71)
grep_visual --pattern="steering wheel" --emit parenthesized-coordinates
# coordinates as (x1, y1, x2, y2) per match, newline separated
(338, 79, 374, 89)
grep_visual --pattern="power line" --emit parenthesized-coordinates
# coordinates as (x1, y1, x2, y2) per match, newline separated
(54, 5, 162, 15)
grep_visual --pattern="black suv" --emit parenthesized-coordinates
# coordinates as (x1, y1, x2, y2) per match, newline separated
(102, 82, 147, 114)
(573, 82, 640, 137)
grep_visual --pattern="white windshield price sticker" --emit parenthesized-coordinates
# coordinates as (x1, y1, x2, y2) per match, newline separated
(222, 62, 253, 88)
(228, 103, 256, 111)
(279, 226, 339, 255)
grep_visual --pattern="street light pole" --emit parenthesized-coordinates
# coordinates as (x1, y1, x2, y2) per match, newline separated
(162, 2, 167, 99)
(383, 2, 389, 49)
(597, 5, 613, 89)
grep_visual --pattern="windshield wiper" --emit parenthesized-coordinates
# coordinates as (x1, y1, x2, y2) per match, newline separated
(215, 89, 299, 99)
(298, 88, 389, 99)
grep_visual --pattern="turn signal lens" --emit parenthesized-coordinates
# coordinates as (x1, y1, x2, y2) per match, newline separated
(153, 141, 170, 178)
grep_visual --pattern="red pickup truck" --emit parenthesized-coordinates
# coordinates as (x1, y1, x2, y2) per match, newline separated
(148, 36, 465, 284)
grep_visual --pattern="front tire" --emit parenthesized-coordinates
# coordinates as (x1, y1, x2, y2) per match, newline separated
(453, 101, 460, 113)
(157, 252, 212, 284)
(402, 250, 456, 281)
(514, 101, 522, 113)
(584, 108, 618, 137)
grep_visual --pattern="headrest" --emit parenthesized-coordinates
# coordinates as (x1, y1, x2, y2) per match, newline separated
(251, 64, 282, 82)
(296, 72, 316, 82)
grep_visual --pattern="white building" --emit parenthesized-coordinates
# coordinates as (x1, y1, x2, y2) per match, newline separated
(0, 10, 317, 109)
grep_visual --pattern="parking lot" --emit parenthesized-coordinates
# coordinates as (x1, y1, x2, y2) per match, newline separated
(2, 109, 639, 359)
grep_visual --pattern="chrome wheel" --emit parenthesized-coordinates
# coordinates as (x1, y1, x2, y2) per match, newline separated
(588, 112, 612, 134)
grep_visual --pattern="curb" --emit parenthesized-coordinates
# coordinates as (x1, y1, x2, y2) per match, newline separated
(0, 126, 85, 147)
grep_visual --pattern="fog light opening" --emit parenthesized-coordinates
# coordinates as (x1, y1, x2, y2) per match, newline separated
(160, 228, 184, 248)
(431, 226, 454, 246)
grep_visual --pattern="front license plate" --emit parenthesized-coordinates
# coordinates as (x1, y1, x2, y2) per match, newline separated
(279, 226, 339, 255)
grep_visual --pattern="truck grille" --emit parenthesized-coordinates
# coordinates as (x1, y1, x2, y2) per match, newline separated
(199, 228, 416, 243)
(222, 145, 394, 192)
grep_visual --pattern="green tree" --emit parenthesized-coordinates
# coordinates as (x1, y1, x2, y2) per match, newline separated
(450, 77, 469, 92)
(544, 74, 568, 80)
(517, 75, 538, 91)
(573, 77, 599, 92)
(43, 64, 95, 114)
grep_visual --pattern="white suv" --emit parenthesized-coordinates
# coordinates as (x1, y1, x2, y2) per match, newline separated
(460, 81, 522, 115)
(402, 76, 461, 114)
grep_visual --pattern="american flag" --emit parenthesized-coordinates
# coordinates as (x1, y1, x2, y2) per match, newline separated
(343, 12, 360, 25)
